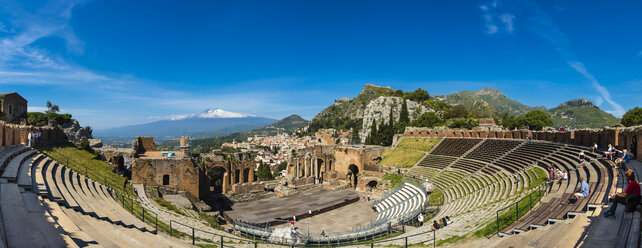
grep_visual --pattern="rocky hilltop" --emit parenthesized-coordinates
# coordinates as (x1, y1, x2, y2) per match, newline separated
(361, 97, 431, 142)
(547, 98, 620, 128)
(310, 84, 621, 133)
(60, 119, 93, 143)
(434, 87, 545, 117)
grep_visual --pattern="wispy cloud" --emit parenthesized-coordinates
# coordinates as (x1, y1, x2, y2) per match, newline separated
(479, 0, 515, 34)
(479, 0, 626, 117)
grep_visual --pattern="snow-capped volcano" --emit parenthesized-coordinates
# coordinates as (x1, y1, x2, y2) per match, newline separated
(167, 108, 255, 120)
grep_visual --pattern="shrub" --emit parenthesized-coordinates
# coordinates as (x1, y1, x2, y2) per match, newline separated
(622, 107, 642, 127)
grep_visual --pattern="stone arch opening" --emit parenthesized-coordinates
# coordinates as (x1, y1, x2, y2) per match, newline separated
(347, 164, 359, 188)
(243, 168, 250, 183)
(209, 166, 227, 193)
(366, 180, 378, 191)
(234, 169, 240, 184)
(162, 175, 170, 185)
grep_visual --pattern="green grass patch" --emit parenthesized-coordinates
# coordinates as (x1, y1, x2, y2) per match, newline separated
(528, 167, 548, 190)
(197, 212, 223, 230)
(383, 173, 405, 188)
(379, 138, 442, 168)
(380, 149, 426, 168)
(396, 138, 442, 152)
(428, 189, 444, 206)
(435, 234, 467, 246)
(153, 198, 186, 216)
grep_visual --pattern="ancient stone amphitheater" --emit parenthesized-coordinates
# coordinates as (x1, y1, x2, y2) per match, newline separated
(0, 124, 640, 247)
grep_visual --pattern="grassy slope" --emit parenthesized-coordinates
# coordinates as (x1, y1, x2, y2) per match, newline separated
(379, 138, 442, 168)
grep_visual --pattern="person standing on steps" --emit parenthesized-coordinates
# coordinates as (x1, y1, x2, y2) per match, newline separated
(28, 131, 32, 147)
(417, 213, 424, 227)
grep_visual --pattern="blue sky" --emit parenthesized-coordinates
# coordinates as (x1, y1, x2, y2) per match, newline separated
(1, 0, 641, 129)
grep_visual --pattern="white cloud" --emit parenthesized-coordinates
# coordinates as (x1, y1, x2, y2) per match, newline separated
(594, 96, 604, 106)
(479, 1, 515, 35)
(484, 0, 626, 117)
(500, 14, 515, 33)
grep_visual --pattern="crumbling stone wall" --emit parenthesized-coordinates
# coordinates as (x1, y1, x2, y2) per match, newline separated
(133, 136, 157, 154)
(0, 121, 66, 147)
(232, 182, 265, 194)
(131, 158, 208, 199)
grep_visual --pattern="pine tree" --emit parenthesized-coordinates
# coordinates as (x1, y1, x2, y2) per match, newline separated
(399, 99, 410, 124)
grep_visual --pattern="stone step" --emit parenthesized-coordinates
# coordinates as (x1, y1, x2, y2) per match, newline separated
(0, 183, 70, 247)
(1, 150, 35, 182)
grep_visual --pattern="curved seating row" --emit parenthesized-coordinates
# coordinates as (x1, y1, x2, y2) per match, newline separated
(0, 145, 189, 247)
(499, 146, 613, 235)
(465, 139, 522, 162)
(416, 155, 456, 170)
(430, 138, 482, 157)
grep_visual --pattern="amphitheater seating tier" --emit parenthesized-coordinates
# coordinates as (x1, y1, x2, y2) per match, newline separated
(0, 146, 189, 248)
(430, 138, 482, 157)
(416, 155, 456, 170)
(464, 139, 522, 162)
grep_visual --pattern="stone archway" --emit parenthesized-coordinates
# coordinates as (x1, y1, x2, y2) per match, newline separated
(243, 168, 250, 183)
(347, 164, 359, 188)
(209, 166, 227, 193)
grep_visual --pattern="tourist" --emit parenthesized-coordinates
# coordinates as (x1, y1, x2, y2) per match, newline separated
(442, 217, 448, 227)
(606, 145, 614, 161)
(514, 175, 520, 184)
(367, 194, 370, 201)
(321, 231, 326, 237)
(563, 170, 568, 180)
(548, 166, 554, 182)
(618, 149, 630, 169)
(592, 143, 598, 153)
(446, 216, 451, 224)
(418, 213, 424, 227)
(439, 218, 445, 227)
(293, 215, 296, 222)
(572, 177, 589, 202)
(604, 169, 640, 218)
(28, 131, 32, 147)
(579, 150, 585, 163)
(309, 210, 312, 218)
(431, 220, 440, 231)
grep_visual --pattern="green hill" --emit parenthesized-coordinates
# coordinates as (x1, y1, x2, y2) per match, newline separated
(158, 114, 310, 153)
(547, 99, 620, 129)
(308, 84, 396, 133)
(434, 87, 544, 118)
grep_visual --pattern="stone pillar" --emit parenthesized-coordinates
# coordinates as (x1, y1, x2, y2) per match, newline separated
(296, 158, 300, 178)
(314, 158, 319, 179)
(249, 168, 255, 183)
(222, 172, 230, 193)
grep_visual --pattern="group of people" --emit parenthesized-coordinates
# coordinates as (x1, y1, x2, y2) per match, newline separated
(430, 216, 450, 231)
(27, 131, 42, 147)
(594, 143, 631, 168)
(546, 165, 568, 183)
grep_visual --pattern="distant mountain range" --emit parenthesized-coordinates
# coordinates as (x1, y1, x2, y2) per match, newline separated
(158, 114, 310, 153)
(94, 108, 276, 143)
(309, 84, 621, 131)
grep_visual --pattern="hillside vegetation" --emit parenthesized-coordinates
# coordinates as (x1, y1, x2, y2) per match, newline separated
(379, 138, 441, 168)
(547, 99, 620, 128)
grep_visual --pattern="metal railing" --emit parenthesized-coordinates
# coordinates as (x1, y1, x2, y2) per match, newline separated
(494, 181, 551, 236)
(47, 149, 436, 247)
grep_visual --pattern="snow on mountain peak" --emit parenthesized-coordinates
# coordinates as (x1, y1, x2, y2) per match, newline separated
(167, 108, 254, 120)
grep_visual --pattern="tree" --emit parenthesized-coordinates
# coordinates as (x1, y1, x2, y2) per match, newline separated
(351, 128, 360, 144)
(257, 163, 273, 181)
(521, 110, 553, 130)
(46, 101, 60, 114)
(404, 88, 430, 103)
(444, 105, 468, 119)
(277, 162, 288, 172)
(448, 118, 479, 129)
(409, 112, 443, 128)
(622, 107, 642, 127)
(399, 100, 410, 124)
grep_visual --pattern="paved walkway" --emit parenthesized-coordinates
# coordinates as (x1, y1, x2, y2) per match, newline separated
(273, 199, 377, 233)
